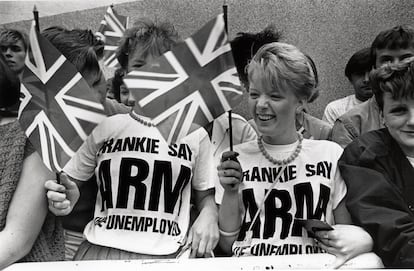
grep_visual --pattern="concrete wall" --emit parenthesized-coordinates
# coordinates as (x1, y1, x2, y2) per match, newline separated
(3, 0, 414, 119)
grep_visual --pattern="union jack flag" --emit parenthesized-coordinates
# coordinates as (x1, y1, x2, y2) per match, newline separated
(19, 21, 107, 172)
(96, 6, 128, 68)
(123, 14, 243, 143)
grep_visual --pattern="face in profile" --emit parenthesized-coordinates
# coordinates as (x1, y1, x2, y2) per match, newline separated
(382, 92, 414, 157)
(0, 40, 26, 75)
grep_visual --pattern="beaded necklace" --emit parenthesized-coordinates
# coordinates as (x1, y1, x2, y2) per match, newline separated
(242, 133, 303, 246)
(257, 133, 303, 165)
(129, 112, 154, 127)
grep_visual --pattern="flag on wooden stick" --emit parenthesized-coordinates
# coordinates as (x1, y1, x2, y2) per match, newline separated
(96, 6, 129, 68)
(19, 21, 107, 172)
(123, 14, 243, 144)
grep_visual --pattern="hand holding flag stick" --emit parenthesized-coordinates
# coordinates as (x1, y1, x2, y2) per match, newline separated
(222, 0, 234, 152)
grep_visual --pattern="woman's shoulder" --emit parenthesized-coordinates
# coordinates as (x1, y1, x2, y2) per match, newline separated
(302, 138, 342, 151)
(234, 138, 260, 153)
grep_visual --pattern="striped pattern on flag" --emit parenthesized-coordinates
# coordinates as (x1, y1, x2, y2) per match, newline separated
(96, 6, 129, 68)
(124, 14, 243, 144)
(19, 21, 107, 172)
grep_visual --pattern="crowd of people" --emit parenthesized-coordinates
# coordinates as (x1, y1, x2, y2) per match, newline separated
(0, 10, 414, 270)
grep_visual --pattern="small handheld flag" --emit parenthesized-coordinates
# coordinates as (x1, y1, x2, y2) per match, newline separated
(124, 14, 243, 144)
(96, 6, 129, 68)
(19, 21, 107, 172)
(33, 5, 40, 32)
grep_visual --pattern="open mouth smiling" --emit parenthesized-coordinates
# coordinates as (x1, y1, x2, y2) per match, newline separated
(257, 114, 275, 121)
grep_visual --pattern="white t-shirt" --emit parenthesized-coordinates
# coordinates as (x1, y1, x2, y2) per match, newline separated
(322, 94, 363, 125)
(217, 139, 346, 257)
(64, 113, 215, 255)
(212, 113, 257, 203)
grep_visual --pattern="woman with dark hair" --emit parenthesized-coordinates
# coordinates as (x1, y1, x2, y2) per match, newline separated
(0, 53, 64, 269)
(111, 68, 135, 106)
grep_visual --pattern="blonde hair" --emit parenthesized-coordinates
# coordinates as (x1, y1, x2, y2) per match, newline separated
(247, 42, 316, 101)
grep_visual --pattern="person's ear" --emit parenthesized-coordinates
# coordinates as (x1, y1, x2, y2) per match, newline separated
(296, 99, 306, 114)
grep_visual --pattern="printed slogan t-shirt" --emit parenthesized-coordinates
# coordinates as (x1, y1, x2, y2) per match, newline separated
(217, 139, 346, 257)
(64, 113, 214, 255)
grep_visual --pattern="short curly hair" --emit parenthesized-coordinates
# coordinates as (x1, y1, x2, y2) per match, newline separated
(370, 56, 414, 110)
(248, 42, 317, 102)
(116, 18, 180, 70)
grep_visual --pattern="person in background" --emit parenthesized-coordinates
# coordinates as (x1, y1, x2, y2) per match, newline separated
(331, 25, 414, 148)
(217, 42, 377, 268)
(0, 28, 28, 80)
(295, 54, 332, 140)
(0, 52, 64, 269)
(323, 47, 372, 125)
(111, 68, 135, 106)
(339, 56, 414, 268)
(0, 28, 29, 115)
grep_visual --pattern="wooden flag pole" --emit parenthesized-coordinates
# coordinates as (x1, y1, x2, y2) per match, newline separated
(33, 5, 40, 32)
(223, 0, 234, 151)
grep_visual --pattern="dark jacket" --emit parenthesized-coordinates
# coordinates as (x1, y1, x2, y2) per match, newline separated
(339, 128, 414, 268)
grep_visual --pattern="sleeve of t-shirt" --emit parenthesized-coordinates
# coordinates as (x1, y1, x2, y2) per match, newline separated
(63, 120, 108, 181)
(331, 145, 347, 210)
(214, 146, 231, 205)
(322, 102, 337, 125)
(215, 174, 225, 205)
(330, 118, 357, 148)
(241, 120, 258, 142)
(190, 128, 215, 191)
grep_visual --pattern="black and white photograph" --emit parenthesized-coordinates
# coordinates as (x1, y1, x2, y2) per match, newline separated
(0, 0, 413, 269)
